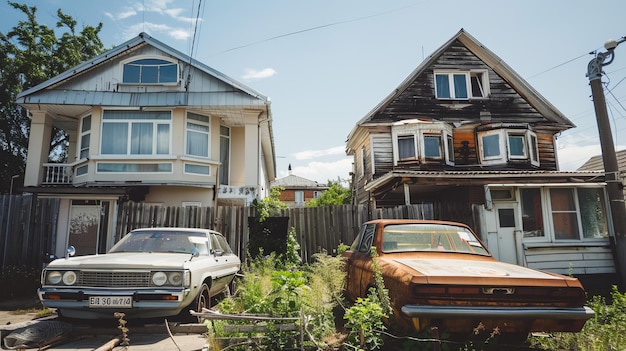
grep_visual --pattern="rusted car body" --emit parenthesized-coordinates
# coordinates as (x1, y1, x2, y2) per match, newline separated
(342, 219, 594, 336)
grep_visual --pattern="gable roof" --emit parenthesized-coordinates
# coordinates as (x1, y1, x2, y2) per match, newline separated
(577, 149, 626, 172)
(346, 28, 574, 148)
(16, 32, 276, 181)
(271, 174, 328, 189)
(17, 32, 267, 102)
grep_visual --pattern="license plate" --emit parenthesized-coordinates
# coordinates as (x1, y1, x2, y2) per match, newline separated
(89, 296, 132, 308)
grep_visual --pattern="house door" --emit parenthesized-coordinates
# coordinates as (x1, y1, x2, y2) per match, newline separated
(67, 200, 108, 256)
(491, 204, 519, 264)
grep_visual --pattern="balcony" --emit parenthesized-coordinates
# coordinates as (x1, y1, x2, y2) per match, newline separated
(42, 163, 74, 185)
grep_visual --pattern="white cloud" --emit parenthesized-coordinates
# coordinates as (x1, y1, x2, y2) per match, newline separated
(169, 29, 192, 41)
(242, 68, 277, 80)
(105, 10, 137, 20)
(293, 146, 345, 160)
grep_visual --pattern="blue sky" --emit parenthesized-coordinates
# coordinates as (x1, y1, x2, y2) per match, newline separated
(2, 0, 626, 184)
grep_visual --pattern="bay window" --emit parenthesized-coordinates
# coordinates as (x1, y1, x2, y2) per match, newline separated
(477, 126, 539, 166)
(392, 120, 453, 165)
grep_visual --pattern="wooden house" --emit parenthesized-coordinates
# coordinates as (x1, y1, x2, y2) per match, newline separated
(346, 29, 616, 288)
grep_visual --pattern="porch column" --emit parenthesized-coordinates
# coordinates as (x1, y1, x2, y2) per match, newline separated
(243, 110, 261, 188)
(404, 183, 411, 205)
(24, 110, 53, 186)
(67, 130, 77, 162)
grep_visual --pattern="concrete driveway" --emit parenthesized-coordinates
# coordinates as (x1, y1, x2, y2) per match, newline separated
(0, 299, 209, 350)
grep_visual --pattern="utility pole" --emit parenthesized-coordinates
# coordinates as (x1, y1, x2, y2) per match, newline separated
(587, 37, 626, 288)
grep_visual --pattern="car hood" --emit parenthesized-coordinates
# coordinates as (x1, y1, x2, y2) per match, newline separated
(46, 252, 194, 269)
(393, 257, 575, 287)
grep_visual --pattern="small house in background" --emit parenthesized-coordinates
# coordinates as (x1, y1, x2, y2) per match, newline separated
(578, 149, 626, 199)
(271, 165, 329, 207)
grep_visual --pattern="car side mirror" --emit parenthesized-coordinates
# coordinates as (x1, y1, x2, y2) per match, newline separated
(212, 249, 224, 257)
(66, 246, 76, 258)
(191, 248, 200, 258)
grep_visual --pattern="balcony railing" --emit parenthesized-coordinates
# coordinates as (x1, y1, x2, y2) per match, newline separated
(42, 163, 73, 184)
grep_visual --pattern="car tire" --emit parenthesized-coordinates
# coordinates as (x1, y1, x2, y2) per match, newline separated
(196, 283, 211, 323)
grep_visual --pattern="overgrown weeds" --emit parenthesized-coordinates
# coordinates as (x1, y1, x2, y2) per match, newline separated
(529, 285, 626, 350)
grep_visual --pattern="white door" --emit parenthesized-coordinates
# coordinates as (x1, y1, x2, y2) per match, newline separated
(491, 204, 519, 264)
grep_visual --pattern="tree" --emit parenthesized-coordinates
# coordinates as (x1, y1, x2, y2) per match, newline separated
(306, 180, 352, 207)
(0, 1, 104, 194)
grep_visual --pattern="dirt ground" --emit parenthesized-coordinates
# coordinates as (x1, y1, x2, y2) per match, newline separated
(0, 297, 46, 325)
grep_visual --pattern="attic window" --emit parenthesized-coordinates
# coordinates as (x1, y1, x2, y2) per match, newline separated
(434, 70, 489, 100)
(123, 58, 178, 84)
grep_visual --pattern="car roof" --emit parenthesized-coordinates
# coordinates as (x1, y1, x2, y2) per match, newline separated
(364, 219, 471, 228)
(130, 227, 222, 235)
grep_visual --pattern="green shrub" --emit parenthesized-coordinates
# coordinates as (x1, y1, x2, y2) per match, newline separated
(0, 265, 40, 299)
(529, 285, 626, 350)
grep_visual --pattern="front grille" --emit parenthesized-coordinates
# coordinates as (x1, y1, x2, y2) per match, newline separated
(78, 271, 152, 288)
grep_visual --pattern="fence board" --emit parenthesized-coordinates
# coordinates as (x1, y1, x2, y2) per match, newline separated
(1, 198, 434, 269)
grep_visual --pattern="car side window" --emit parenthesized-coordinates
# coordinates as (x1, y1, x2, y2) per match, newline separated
(357, 224, 376, 253)
(215, 234, 233, 254)
(209, 233, 221, 252)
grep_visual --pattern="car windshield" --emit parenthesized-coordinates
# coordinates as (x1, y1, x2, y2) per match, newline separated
(382, 223, 489, 256)
(109, 230, 209, 254)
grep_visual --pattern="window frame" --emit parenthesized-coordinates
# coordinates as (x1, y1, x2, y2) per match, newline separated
(391, 121, 454, 166)
(185, 112, 211, 158)
(121, 56, 179, 85)
(219, 125, 231, 185)
(515, 186, 609, 243)
(100, 110, 171, 156)
(79, 115, 91, 160)
(294, 191, 304, 205)
(434, 70, 489, 100)
(477, 128, 539, 166)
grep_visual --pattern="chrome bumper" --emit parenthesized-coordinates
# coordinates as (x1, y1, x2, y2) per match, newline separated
(401, 305, 595, 320)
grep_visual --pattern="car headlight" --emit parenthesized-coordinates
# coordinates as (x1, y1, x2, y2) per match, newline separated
(152, 271, 168, 286)
(62, 271, 77, 285)
(168, 272, 182, 286)
(47, 271, 62, 285)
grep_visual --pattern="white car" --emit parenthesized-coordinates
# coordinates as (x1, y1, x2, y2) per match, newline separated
(38, 227, 240, 320)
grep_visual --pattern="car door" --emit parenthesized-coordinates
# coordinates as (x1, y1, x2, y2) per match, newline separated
(345, 223, 376, 300)
(208, 233, 238, 294)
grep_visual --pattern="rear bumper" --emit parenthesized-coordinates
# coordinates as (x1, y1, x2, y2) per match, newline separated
(401, 305, 595, 320)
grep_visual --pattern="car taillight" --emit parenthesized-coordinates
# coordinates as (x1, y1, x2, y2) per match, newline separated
(414, 285, 480, 296)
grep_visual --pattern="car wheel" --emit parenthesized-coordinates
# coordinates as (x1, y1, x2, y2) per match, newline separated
(196, 283, 211, 323)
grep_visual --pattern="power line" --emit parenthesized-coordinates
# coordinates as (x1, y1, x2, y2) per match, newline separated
(211, 2, 426, 56)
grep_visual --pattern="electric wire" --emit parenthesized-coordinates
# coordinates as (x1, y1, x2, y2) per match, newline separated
(211, 2, 426, 56)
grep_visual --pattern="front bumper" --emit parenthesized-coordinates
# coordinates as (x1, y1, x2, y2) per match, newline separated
(38, 287, 192, 319)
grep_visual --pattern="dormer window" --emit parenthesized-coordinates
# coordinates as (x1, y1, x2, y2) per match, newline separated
(434, 70, 489, 99)
(122, 58, 178, 84)
(392, 120, 454, 165)
(477, 124, 539, 166)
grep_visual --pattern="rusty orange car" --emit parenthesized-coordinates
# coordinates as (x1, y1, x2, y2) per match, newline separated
(342, 219, 594, 338)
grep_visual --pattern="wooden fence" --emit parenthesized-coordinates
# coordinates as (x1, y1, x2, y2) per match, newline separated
(0, 195, 433, 270)
(0, 195, 60, 270)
